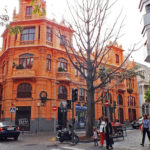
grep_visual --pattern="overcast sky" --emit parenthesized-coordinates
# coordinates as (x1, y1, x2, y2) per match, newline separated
(0, 0, 149, 66)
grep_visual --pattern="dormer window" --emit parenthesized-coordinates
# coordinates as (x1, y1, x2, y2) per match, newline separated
(26, 6, 32, 16)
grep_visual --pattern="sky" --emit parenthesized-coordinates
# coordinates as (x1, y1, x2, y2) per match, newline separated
(0, 0, 149, 66)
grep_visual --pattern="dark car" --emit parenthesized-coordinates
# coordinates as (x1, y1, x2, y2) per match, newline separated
(131, 117, 143, 129)
(0, 122, 20, 140)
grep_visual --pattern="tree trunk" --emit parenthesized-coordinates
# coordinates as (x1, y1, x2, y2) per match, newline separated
(86, 85, 95, 137)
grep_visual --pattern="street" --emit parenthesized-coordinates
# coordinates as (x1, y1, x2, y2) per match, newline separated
(0, 129, 149, 150)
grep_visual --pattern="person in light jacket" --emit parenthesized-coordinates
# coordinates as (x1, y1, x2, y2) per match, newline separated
(99, 117, 105, 147)
(140, 114, 150, 146)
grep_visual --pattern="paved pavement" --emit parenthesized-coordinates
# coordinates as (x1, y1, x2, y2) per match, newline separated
(0, 129, 149, 150)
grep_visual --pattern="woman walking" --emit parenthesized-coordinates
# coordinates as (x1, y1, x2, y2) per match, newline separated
(140, 114, 150, 146)
(99, 117, 105, 147)
(105, 117, 113, 150)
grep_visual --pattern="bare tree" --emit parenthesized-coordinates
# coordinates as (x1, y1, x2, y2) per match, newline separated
(56, 0, 141, 137)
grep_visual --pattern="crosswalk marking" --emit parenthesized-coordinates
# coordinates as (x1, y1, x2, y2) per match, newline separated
(62, 146, 86, 150)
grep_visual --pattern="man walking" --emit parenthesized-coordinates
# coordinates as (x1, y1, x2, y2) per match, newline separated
(141, 115, 150, 146)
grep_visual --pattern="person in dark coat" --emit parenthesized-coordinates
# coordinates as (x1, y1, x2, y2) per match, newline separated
(104, 117, 114, 150)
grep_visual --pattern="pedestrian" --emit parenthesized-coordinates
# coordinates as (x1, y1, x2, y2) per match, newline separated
(93, 127, 98, 147)
(148, 116, 150, 147)
(140, 114, 150, 146)
(104, 117, 114, 150)
(97, 117, 101, 128)
(99, 117, 105, 148)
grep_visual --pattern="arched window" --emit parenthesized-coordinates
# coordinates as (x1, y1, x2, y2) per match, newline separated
(117, 94, 123, 105)
(2, 61, 5, 74)
(46, 54, 51, 71)
(58, 58, 67, 72)
(58, 86, 67, 100)
(17, 83, 32, 98)
(19, 53, 34, 69)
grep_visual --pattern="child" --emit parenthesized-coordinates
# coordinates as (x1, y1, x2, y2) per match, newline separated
(93, 127, 98, 146)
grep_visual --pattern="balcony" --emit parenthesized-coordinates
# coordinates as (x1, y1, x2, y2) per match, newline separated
(117, 83, 125, 92)
(56, 72, 71, 82)
(12, 69, 35, 79)
(20, 40, 34, 45)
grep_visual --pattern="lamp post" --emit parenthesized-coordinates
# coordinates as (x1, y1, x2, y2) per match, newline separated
(54, 80, 59, 133)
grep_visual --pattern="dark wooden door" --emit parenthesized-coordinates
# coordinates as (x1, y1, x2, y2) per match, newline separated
(58, 107, 67, 128)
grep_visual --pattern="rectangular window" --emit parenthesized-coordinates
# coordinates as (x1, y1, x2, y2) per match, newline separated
(38, 26, 40, 40)
(21, 27, 35, 41)
(26, 6, 32, 16)
(75, 68, 78, 76)
(46, 27, 52, 42)
(60, 35, 66, 46)
(115, 54, 119, 63)
(146, 4, 150, 13)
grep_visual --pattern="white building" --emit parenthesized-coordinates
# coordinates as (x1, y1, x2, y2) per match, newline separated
(136, 62, 150, 115)
(139, 0, 150, 62)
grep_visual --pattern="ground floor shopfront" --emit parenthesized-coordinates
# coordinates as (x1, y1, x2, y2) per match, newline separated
(0, 78, 140, 132)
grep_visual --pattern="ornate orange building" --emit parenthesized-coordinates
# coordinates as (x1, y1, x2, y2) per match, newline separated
(0, 0, 140, 132)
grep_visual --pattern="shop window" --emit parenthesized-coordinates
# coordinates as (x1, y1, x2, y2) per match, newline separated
(58, 58, 68, 72)
(26, 6, 32, 16)
(79, 88, 85, 101)
(46, 27, 52, 42)
(58, 86, 67, 100)
(46, 54, 51, 71)
(17, 83, 32, 98)
(21, 27, 35, 41)
(19, 53, 34, 69)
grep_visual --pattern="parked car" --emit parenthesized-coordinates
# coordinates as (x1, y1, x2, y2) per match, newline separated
(0, 122, 20, 140)
(131, 117, 143, 129)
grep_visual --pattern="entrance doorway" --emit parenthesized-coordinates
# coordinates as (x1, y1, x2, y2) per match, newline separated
(58, 107, 67, 128)
(15, 106, 31, 131)
(118, 108, 124, 123)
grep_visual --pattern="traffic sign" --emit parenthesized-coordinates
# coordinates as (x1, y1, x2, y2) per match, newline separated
(10, 107, 15, 113)
(52, 106, 57, 111)
(104, 100, 110, 107)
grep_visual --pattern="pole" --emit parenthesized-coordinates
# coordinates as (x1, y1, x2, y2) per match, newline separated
(54, 80, 56, 134)
(72, 101, 74, 144)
